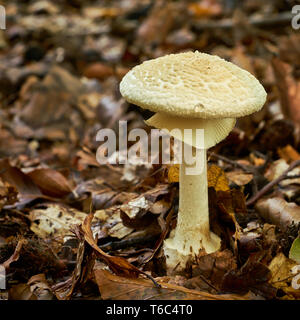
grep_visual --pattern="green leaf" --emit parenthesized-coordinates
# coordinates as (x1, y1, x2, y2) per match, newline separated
(289, 237, 300, 264)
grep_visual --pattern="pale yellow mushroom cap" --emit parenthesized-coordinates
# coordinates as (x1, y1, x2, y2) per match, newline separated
(120, 51, 267, 119)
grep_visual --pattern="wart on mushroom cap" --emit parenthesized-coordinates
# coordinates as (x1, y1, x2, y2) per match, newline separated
(120, 51, 267, 274)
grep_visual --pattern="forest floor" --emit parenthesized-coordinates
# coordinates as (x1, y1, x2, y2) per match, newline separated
(0, 0, 300, 300)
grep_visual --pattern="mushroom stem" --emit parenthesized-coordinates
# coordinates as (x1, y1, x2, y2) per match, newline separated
(164, 146, 221, 273)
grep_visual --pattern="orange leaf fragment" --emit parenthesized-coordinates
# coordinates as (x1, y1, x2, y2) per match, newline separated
(278, 145, 300, 163)
(208, 164, 230, 192)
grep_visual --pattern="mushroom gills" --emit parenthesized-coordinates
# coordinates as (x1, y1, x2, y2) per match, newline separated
(145, 112, 236, 149)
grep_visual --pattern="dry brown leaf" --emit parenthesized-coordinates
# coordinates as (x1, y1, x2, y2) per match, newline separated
(217, 190, 244, 239)
(2, 238, 27, 269)
(27, 168, 73, 197)
(27, 274, 53, 300)
(0, 159, 42, 200)
(53, 227, 96, 300)
(256, 198, 300, 231)
(272, 58, 300, 135)
(208, 188, 246, 254)
(75, 149, 101, 169)
(221, 253, 276, 299)
(8, 283, 37, 300)
(94, 269, 248, 300)
(82, 213, 159, 286)
(188, 250, 237, 293)
(20, 66, 84, 129)
(83, 62, 114, 81)
(0, 178, 17, 210)
(137, 0, 178, 45)
(279, 34, 300, 68)
(231, 46, 255, 75)
(0, 128, 27, 157)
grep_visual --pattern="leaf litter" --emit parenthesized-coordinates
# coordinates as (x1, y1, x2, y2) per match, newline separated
(0, 0, 300, 301)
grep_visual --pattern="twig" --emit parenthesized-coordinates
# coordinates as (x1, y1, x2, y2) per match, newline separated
(208, 152, 252, 172)
(99, 234, 157, 252)
(193, 11, 293, 31)
(246, 160, 300, 206)
(281, 174, 300, 180)
(198, 274, 220, 293)
(141, 206, 175, 265)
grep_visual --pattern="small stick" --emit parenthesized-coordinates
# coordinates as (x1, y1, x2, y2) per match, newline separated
(246, 160, 300, 206)
(193, 12, 293, 31)
(281, 175, 300, 180)
(208, 152, 252, 172)
(99, 234, 157, 252)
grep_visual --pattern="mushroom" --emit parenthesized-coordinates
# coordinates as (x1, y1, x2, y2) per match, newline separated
(120, 51, 266, 273)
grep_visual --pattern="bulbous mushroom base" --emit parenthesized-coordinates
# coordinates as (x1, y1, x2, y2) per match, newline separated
(163, 231, 221, 275)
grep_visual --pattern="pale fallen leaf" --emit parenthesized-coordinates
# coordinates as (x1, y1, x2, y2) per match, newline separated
(256, 198, 300, 231)
(120, 197, 150, 219)
(83, 7, 122, 19)
(291, 266, 300, 290)
(268, 252, 300, 299)
(226, 171, 253, 186)
(94, 208, 134, 239)
(265, 159, 300, 186)
(29, 203, 86, 238)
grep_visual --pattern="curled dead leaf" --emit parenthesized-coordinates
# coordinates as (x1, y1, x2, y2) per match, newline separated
(256, 198, 300, 231)
(27, 168, 73, 197)
(82, 213, 160, 287)
(268, 252, 300, 299)
(94, 269, 248, 300)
